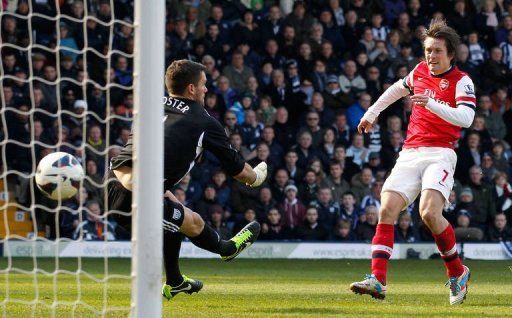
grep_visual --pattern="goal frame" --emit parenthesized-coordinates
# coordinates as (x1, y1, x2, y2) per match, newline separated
(131, 1, 165, 317)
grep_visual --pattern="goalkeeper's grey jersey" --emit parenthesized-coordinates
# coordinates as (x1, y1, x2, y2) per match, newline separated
(110, 96, 246, 189)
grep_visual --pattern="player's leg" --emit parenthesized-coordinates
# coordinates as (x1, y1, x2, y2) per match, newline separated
(161, 230, 203, 300)
(164, 191, 260, 259)
(421, 153, 469, 305)
(350, 191, 404, 299)
(350, 149, 421, 299)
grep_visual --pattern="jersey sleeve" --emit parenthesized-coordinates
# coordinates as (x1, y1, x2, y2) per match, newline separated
(455, 75, 476, 110)
(203, 118, 246, 176)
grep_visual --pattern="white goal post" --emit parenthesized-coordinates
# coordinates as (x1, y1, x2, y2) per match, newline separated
(0, 0, 165, 316)
(131, 0, 165, 317)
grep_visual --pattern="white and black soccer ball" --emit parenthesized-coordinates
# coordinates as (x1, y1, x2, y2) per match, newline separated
(35, 152, 85, 200)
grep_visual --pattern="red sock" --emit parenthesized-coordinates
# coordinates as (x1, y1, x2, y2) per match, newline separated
(433, 225, 464, 278)
(371, 223, 394, 285)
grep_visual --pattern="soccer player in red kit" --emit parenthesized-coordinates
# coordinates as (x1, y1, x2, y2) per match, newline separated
(350, 19, 473, 305)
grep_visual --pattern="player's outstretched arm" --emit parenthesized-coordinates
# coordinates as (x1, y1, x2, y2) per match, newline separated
(234, 162, 267, 187)
(358, 79, 410, 134)
(410, 94, 475, 128)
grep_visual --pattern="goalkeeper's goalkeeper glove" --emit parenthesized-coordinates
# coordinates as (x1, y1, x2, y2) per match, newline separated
(248, 162, 267, 187)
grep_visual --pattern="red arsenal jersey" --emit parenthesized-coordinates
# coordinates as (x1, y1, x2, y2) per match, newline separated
(402, 61, 476, 149)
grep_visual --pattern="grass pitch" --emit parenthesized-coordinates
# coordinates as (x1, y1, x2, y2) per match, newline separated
(0, 258, 510, 317)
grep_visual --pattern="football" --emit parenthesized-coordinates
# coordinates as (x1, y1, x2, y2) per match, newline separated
(35, 152, 85, 200)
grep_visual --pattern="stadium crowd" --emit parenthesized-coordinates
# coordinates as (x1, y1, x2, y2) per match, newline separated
(1, 0, 512, 243)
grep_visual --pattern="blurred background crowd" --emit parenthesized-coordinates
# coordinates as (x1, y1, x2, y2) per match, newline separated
(1, 0, 512, 243)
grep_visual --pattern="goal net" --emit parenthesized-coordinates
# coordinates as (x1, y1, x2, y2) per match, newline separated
(0, 1, 164, 317)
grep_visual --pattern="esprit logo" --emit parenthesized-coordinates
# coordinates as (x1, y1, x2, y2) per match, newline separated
(439, 79, 449, 91)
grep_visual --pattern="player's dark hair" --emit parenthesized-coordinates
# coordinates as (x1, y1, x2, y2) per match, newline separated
(165, 59, 206, 95)
(423, 18, 460, 65)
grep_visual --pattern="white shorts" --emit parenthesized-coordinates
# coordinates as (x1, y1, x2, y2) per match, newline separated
(382, 147, 457, 209)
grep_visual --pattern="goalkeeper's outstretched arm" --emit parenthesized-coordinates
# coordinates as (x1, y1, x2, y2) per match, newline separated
(358, 80, 410, 133)
(234, 162, 267, 187)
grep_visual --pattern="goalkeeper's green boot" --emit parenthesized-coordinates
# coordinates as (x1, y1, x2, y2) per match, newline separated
(162, 275, 203, 300)
(221, 221, 261, 261)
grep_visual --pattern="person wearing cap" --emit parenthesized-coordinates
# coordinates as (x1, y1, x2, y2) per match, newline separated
(285, 59, 301, 92)
(323, 75, 354, 111)
(278, 183, 306, 230)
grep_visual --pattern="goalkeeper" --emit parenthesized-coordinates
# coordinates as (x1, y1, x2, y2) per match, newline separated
(108, 59, 267, 300)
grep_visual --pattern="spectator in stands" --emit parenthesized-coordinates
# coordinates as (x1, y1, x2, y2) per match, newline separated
(73, 200, 116, 241)
(331, 114, 352, 148)
(176, 174, 202, 206)
(346, 93, 372, 132)
(283, 149, 303, 184)
(273, 106, 296, 148)
(260, 208, 292, 241)
(320, 161, 349, 203)
(278, 184, 306, 230)
(394, 212, 420, 243)
(467, 165, 496, 228)
(223, 110, 242, 136)
(268, 167, 289, 200)
(493, 172, 512, 215)
(257, 96, 277, 126)
(84, 159, 103, 202)
(195, 184, 218, 220)
(346, 133, 369, 168)
(331, 219, 356, 241)
(298, 111, 324, 148)
(260, 5, 283, 43)
(208, 204, 232, 240)
(85, 125, 106, 172)
(317, 128, 337, 169)
(261, 126, 282, 168)
(338, 60, 366, 98)
(255, 187, 276, 222)
(356, 205, 378, 242)
(311, 187, 340, 232)
(481, 152, 498, 183)
(351, 167, 373, 203)
(323, 75, 354, 111)
(222, 50, 254, 93)
(479, 95, 508, 142)
(233, 208, 257, 234)
(456, 43, 480, 84)
(454, 210, 484, 242)
(241, 110, 264, 151)
(488, 213, 512, 242)
(296, 206, 329, 241)
(262, 38, 286, 70)
(284, 1, 314, 42)
(481, 46, 512, 92)
(293, 131, 319, 170)
(456, 131, 482, 184)
(340, 191, 360, 230)
(360, 181, 383, 211)
(216, 76, 238, 110)
(298, 169, 319, 206)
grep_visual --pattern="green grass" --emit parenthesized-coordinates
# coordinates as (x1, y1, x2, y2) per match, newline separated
(0, 258, 510, 317)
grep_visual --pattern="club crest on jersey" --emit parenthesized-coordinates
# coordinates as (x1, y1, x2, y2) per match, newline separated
(439, 79, 449, 91)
